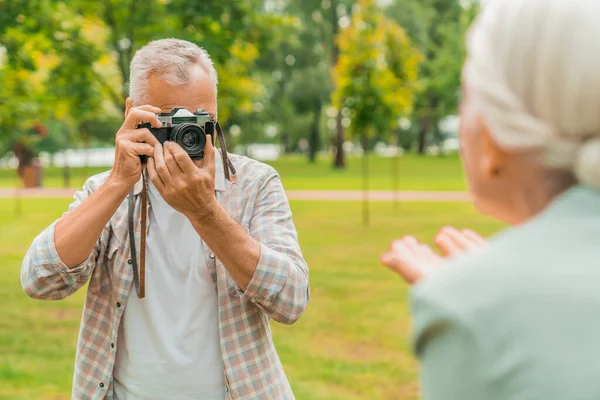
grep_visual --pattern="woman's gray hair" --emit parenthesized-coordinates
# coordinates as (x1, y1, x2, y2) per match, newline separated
(465, 0, 600, 189)
(129, 38, 218, 106)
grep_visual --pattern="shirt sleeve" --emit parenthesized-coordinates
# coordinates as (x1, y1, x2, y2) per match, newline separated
(410, 283, 494, 400)
(235, 172, 310, 325)
(20, 178, 107, 300)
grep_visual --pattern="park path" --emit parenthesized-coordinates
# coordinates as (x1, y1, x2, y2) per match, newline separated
(0, 188, 470, 201)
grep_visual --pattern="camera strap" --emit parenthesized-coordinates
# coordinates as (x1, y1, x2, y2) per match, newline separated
(128, 168, 147, 299)
(216, 122, 237, 182)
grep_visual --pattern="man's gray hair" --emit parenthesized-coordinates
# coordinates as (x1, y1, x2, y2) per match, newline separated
(129, 38, 218, 106)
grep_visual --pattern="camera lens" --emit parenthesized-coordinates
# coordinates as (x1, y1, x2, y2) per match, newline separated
(182, 132, 197, 148)
(172, 123, 206, 160)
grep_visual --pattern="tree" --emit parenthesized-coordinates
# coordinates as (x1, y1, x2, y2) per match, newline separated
(0, 0, 297, 187)
(388, 0, 477, 154)
(253, 0, 355, 165)
(0, 0, 121, 186)
(69, 0, 290, 123)
(332, 0, 421, 225)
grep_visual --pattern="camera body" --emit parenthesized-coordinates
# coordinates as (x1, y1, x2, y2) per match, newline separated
(137, 108, 215, 163)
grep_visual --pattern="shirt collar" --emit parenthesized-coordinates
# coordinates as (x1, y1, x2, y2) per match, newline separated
(132, 151, 226, 196)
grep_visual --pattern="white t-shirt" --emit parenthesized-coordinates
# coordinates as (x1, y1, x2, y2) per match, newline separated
(113, 182, 226, 400)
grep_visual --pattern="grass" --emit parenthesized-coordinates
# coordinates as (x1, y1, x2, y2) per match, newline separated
(0, 153, 467, 191)
(0, 197, 504, 400)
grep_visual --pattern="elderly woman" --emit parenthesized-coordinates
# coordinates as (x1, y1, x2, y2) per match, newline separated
(380, 0, 600, 399)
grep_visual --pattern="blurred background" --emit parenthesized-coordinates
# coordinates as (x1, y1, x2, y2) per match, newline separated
(0, 1, 502, 399)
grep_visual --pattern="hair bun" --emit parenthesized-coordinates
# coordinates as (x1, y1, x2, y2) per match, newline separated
(574, 138, 600, 189)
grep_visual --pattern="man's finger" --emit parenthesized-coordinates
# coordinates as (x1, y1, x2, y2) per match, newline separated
(146, 157, 165, 191)
(123, 129, 160, 147)
(164, 143, 184, 175)
(166, 142, 196, 174)
(135, 105, 161, 113)
(153, 143, 172, 186)
(129, 143, 155, 158)
(124, 108, 162, 130)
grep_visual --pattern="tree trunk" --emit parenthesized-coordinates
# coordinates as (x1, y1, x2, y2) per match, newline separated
(418, 96, 440, 155)
(433, 118, 444, 156)
(331, 0, 346, 169)
(418, 115, 430, 155)
(281, 133, 291, 154)
(333, 111, 346, 168)
(308, 100, 321, 163)
(361, 134, 370, 226)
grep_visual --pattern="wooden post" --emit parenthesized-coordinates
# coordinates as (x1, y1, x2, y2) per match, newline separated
(392, 136, 400, 209)
(361, 134, 370, 226)
(15, 167, 22, 216)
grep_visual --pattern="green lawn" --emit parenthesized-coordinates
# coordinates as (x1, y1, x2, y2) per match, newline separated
(0, 198, 503, 400)
(0, 154, 467, 191)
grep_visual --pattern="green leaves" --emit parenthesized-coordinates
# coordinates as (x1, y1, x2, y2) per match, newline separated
(332, 0, 422, 142)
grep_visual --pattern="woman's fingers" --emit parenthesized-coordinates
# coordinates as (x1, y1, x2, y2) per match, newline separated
(381, 236, 444, 285)
(461, 229, 487, 246)
(434, 226, 487, 256)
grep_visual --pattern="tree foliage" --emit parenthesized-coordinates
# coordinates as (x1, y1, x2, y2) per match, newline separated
(0, 0, 475, 171)
(0, 0, 294, 160)
(331, 0, 422, 225)
(332, 0, 421, 142)
(387, 0, 477, 153)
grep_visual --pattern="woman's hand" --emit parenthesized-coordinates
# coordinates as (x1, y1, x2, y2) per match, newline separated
(434, 226, 487, 257)
(380, 227, 487, 285)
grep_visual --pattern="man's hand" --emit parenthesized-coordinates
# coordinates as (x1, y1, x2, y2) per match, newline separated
(110, 105, 162, 187)
(146, 135, 218, 219)
(380, 227, 487, 285)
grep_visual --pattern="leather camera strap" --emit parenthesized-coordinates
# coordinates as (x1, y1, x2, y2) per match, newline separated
(128, 168, 147, 299)
(216, 122, 237, 182)
(139, 171, 147, 298)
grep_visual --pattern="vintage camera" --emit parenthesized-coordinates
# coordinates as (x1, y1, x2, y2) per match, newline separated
(137, 108, 215, 163)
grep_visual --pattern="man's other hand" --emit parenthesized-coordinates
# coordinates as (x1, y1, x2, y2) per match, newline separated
(146, 136, 218, 219)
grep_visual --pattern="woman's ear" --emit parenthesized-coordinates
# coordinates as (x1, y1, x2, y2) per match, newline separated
(481, 123, 509, 178)
(124, 98, 133, 118)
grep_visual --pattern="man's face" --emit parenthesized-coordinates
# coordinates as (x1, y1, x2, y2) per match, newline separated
(145, 63, 217, 118)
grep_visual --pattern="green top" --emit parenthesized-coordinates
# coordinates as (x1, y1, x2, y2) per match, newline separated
(411, 185, 600, 400)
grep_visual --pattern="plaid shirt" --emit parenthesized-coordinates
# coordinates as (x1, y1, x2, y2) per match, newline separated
(21, 152, 310, 399)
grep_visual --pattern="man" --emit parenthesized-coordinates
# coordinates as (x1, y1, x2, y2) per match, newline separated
(21, 38, 310, 400)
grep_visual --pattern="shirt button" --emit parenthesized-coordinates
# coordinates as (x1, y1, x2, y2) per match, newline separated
(99, 382, 105, 388)
(127, 259, 132, 264)
(116, 302, 121, 308)
(111, 343, 115, 349)
(209, 252, 215, 259)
